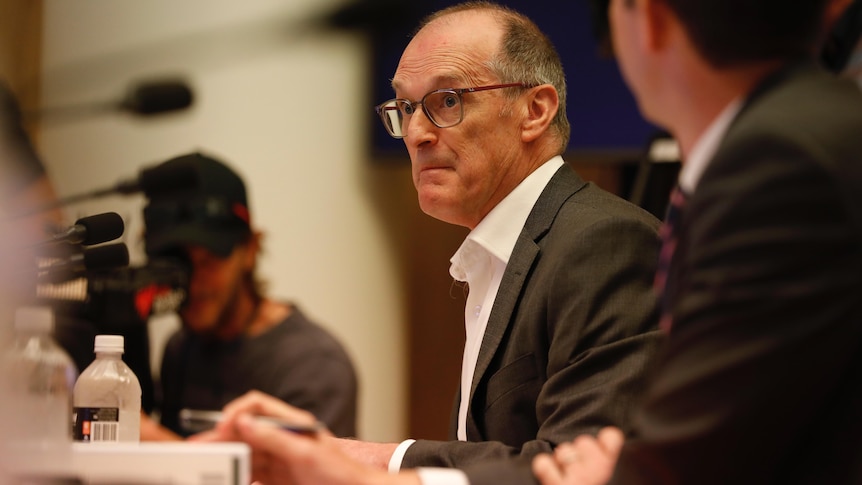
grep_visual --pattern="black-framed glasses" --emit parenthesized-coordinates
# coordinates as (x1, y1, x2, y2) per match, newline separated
(375, 83, 530, 139)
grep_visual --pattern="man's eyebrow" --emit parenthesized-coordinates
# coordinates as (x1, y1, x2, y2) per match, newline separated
(391, 74, 469, 93)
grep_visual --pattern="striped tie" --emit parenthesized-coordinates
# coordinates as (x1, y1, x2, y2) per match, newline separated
(654, 186, 688, 332)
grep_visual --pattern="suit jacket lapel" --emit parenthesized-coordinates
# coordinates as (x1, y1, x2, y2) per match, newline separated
(468, 165, 587, 417)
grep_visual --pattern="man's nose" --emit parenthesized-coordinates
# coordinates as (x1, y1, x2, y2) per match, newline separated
(404, 107, 438, 145)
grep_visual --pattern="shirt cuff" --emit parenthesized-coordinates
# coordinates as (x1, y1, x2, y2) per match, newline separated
(388, 439, 416, 473)
(416, 467, 470, 485)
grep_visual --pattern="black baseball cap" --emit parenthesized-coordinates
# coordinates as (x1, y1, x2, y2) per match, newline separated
(144, 152, 252, 258)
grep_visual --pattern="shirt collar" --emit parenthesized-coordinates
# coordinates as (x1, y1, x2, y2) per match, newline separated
(679, 98, 744, 194)
(450, 156, 564, 281)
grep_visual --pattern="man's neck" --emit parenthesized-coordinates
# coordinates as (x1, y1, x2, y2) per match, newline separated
(214, 290, 260, 341)
(671, 61, 785, 160)
(246, 299, 291, 337)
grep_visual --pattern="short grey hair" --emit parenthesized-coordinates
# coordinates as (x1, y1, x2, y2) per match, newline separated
(418, 2, 571, 153)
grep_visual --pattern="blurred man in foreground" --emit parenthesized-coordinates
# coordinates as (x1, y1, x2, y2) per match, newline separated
(532, 0, 862, 483)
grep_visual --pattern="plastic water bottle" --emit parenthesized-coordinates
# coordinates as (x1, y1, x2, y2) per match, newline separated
(73, 334, 141, 443)
(0, 306, 78, 475)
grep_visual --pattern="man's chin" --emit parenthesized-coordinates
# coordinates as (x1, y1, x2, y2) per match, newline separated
(418, 189, 452, 215)
(418, 196, 470, 227)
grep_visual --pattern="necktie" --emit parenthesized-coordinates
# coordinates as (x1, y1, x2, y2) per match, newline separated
(654, 185, 688, 332)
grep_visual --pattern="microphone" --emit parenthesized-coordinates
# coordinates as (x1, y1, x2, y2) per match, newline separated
(37, 243, 130, 283)
(113, 156, 200, 196)
(23, 78, 194, 123)
(36, 257, 190, 329)
(118, 80, 194, 116)
(35, 212, 124, 247)
(18, 158, 200, 215)
(316, 0, 422, 36)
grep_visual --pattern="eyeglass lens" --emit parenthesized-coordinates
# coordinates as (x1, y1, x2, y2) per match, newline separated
(379, 90, 463, 138)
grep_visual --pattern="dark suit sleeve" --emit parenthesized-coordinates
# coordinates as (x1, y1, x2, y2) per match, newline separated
(610, 133, 862, 484)
(405, 204, 662, 473)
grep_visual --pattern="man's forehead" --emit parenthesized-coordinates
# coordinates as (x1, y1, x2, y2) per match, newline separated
(391, 72, 468, 93)
(392, 46, 496, 93)
(391, 11, 501, 91)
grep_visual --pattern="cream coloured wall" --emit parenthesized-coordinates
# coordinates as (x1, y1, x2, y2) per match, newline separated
(37, 0, 407, 442)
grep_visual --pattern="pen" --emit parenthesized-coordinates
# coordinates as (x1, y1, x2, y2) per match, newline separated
(179, 408, 326, 435)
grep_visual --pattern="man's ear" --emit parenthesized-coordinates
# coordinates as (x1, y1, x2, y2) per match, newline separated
(521, 84, 558, 143)
(641, 0, 672, 53)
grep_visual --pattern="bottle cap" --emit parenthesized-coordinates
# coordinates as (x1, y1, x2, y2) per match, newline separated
(94, 334, 125, 354)
(14, 306, 54, 333)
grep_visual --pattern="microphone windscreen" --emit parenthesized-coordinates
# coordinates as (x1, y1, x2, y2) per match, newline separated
(137, 159, 200, 196)
(75, 212, 125, 245)
(121, 80, 193, 116)
(82, 243, 129, 271)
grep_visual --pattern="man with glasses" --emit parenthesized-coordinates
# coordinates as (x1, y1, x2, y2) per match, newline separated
(138, 152, 359, 441)
(203, 3, 662, 483)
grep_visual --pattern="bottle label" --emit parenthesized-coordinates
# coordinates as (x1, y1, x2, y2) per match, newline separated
(73, 407, 119, 442)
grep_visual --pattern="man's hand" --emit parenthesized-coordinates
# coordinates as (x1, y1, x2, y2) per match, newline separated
(233, 412, 420, 485)
(200, 390, 405, 482)
(212, 391, 400, 471)
(216, 390, 320, 436)
(532, 427, 624, 485)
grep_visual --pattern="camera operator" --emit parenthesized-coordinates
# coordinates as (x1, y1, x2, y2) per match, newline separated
(140, 152, 358, 440)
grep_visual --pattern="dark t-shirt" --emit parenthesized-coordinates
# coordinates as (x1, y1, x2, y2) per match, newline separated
(158, 303, 358, 437)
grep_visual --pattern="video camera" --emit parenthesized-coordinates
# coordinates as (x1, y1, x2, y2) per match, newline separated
(38, 255, 190, 331)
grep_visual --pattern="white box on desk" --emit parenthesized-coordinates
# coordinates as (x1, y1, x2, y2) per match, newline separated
(70, 441, 250, 485)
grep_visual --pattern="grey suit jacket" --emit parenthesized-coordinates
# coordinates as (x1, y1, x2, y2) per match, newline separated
(609, 61, 862, 484)
(403, 163, 663, 470)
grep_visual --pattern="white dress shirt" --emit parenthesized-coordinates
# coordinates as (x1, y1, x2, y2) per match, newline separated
(390, 156, 565, 485)
(679, 98, 743, 193)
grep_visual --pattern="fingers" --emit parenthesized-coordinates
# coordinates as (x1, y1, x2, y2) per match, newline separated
(217, 390, 318, 436)
(221, 390, 282, 422)
(596, 427, 624, 458)
(532, 453, 564, 485)
(533, 429, 626, 485)
(554, 442, 583, 466)
(236, 414, 313, 485)
(234, 416, 404, 485)
(236, 414, 319, 461)
(564, 426, 623, 466)
(552, 429, 623, 485)
(187, 429, 222, 442)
